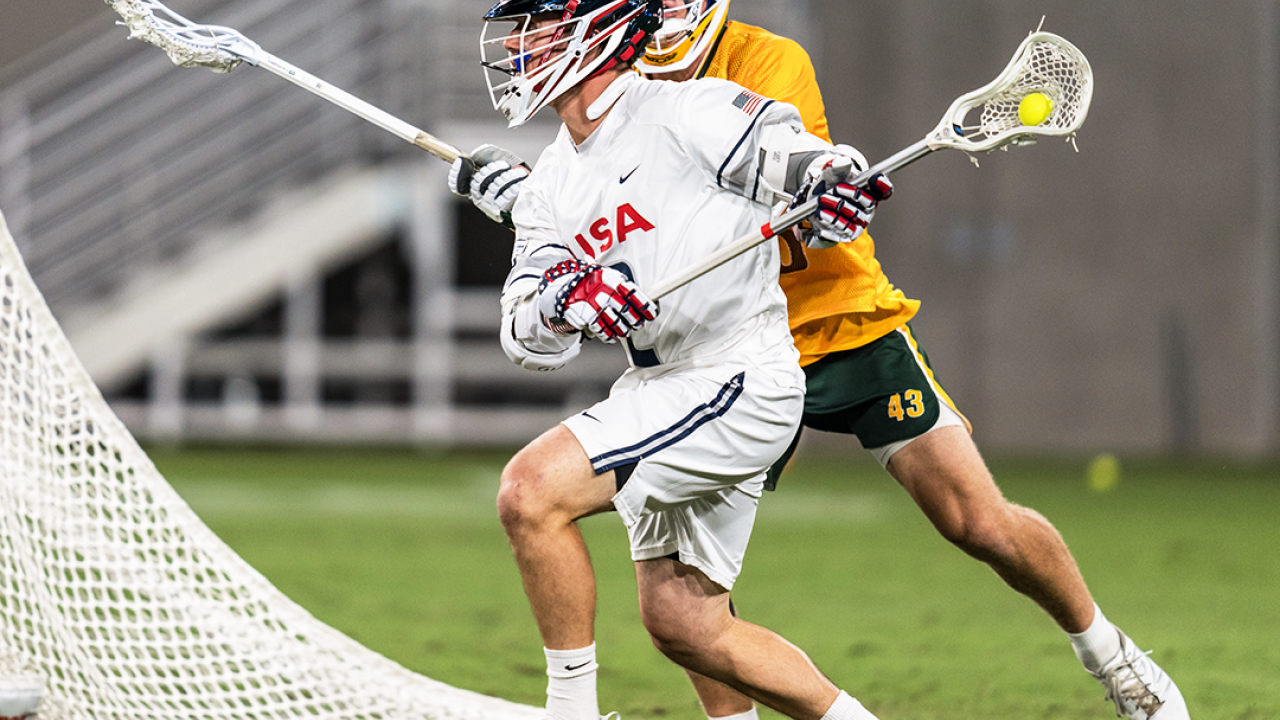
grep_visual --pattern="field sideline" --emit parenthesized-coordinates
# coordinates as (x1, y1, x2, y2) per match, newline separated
(149, 445, 1280, 719)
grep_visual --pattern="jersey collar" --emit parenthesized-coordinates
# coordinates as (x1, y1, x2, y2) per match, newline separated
(586, 70, 642, 121)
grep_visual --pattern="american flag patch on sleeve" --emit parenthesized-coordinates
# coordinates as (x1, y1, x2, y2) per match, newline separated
(732, 89, 766, 115)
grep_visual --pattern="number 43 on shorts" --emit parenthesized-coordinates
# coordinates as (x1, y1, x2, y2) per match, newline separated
(887, 390, 925, 421)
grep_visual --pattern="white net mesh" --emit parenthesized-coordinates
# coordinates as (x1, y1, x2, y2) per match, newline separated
(978, 36, 1091, 138)
(0, 209, 540, 719)
(106, 0, 248, 73)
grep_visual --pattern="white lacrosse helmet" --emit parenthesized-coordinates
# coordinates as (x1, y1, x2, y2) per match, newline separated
(634, 0, 729, 75)
(481, 0, 663, 127)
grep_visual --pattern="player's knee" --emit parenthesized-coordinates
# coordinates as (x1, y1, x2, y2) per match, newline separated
(648, 632, 700, 668)
(909, 469, 1006, 551)
(642, 611, 702, 665)
(640, 599, 723, 669)
(945, 515, 1000, 558)
(496, 454, 557, 534)
(936, 497, 1018, 561)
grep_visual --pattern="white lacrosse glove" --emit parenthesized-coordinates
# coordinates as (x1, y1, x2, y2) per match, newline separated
(448, 143, 531, 229)
(537, 260, 657, 343)
(791, 144, 893, 249)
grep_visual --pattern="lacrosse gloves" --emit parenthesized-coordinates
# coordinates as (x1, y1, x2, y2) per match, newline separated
(792, 144, 893, 249)
(448, 144, 531, 229)
(537, 260, 656, 342)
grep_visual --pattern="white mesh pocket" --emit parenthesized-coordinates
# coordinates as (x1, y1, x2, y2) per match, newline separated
(979, 37, 1092, 136)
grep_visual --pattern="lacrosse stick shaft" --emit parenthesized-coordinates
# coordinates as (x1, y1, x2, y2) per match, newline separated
(255, 54, 462, 162)
(648, 139, 934, 300)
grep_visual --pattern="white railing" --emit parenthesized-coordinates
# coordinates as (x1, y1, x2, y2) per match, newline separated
(0, 0, 449, 314)
(0, 0, 624, 445)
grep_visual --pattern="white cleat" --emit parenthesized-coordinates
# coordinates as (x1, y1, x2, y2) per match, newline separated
(1092, 630, 1189, 719)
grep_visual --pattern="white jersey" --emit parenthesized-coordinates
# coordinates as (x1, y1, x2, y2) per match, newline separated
(501, 72, 805, 373)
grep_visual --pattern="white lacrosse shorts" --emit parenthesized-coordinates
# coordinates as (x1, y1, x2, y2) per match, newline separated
(562, 359, 803, 591)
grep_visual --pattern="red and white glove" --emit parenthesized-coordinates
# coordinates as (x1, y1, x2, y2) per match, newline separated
(537, 260, 657, 342)
(792, 144, 893, 249)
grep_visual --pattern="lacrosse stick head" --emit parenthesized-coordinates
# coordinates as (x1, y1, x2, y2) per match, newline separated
(930, 31, 1093, 153)
(105, 0, 260, 73)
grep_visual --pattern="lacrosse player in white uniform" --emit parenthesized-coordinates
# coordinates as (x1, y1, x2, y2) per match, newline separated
(458, 0, 893, 718)
(458, 4, 1188, 720)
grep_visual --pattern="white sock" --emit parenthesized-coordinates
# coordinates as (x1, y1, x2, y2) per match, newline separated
(820, 690, 880, 720)
(544, 645, 599, 720)
(1068, 603, 1123, 672)
(709, 709, 759, 720)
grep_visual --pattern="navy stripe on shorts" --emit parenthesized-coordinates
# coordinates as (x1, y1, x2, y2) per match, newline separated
(590, 371, 746, 474)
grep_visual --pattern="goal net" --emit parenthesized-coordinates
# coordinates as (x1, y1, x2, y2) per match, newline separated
(0, 208, 541, 720)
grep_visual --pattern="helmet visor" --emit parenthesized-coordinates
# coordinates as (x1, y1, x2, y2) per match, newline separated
(480, 2, 645, 125)
(481, 11, 583, 124)
(648, 0, 704, 53)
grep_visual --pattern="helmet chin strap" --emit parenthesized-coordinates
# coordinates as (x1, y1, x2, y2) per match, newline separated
(586, 70, 640, 120)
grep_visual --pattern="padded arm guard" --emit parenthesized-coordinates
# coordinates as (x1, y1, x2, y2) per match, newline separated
(500, 296, 583, 371)
(499, 243, 583, 372)
(755, 124, 838, 204)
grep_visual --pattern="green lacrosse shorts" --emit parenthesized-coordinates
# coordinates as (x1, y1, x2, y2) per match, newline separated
(766, 324, 967, 489)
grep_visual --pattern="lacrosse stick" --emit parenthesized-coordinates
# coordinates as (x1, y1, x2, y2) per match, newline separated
(105, 0, 464, 163)
(649, 29, 1093, 299)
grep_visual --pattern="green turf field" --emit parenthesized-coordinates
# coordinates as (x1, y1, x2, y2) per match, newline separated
(148, 445, 1280, 719)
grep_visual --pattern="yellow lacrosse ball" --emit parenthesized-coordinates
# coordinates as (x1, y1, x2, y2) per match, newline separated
(1086, 453, 1121, 493)
(1018, 92, 1054, 126)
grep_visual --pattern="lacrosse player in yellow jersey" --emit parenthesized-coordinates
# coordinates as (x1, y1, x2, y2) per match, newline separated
(631, 3, 1190, 720)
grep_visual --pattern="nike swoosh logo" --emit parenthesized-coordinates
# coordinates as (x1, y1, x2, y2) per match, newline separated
(565, 662, 591, 671)
(620, 165, 640, 184)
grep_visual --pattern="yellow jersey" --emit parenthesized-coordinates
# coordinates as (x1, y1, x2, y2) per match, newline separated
(681, 21, 920, 366)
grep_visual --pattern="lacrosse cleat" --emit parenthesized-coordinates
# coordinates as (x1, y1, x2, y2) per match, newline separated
(1091, 630, 1189, 720)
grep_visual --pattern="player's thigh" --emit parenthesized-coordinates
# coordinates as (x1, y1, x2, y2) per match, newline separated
(884, 425, 1023, 546)
(802, 324, 968, 464)
(885, 424, 1001, 508)
(501, 423, 618, 522)
(633, 555, 732, 645)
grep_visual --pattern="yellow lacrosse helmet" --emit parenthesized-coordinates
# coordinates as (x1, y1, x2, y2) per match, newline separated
(635, 0, 729, 74)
